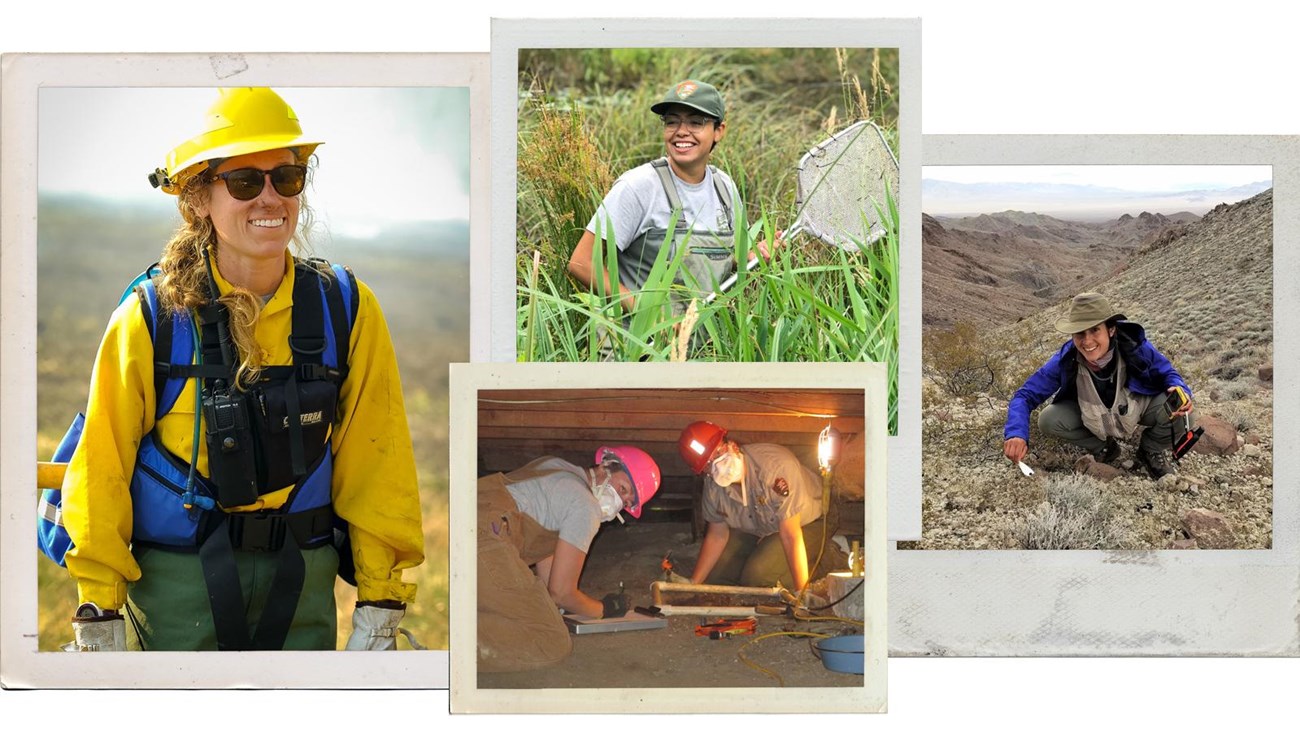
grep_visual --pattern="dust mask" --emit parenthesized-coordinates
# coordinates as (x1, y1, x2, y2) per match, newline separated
(711, 450, 744, 488)
(591, 473, 625, 524)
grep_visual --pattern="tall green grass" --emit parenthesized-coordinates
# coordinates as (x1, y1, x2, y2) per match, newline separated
(516, 48, 900, 433)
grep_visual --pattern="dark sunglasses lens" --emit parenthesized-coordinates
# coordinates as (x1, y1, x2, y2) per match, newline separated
(223, 169, 266, 200)
(270, 165, 307, 197)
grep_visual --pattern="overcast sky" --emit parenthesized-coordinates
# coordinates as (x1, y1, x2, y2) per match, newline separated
(39, 87, 469, 239)
(923, 164, 1271, 190)
(922, 164, 1273, 218)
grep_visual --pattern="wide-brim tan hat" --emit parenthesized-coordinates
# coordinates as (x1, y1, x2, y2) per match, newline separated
(1054, 292, 1125, 334)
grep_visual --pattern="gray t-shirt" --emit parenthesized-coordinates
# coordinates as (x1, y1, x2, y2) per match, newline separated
(701, 443, 822, 537)
(585, 160, 739, 256)
(502, 457, 602, 553)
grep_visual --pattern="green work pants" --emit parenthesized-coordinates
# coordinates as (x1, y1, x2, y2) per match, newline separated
(1038, 398, 1173, 455)
(125, 544, 339, 651)
(704, 517, 846, 588)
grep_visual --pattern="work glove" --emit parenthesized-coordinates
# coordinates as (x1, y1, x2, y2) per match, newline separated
(346, 601, 424, 650)
(68, 604, 127, 652)
(600, 591, 629, 619)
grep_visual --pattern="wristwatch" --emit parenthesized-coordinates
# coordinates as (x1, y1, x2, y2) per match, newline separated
(73, 602, 121, 622)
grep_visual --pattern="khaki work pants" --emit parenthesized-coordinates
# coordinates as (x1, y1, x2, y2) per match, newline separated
(477, 473, 571, 672)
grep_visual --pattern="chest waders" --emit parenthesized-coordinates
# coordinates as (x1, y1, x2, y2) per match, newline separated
(621, 158, 736, 314)
(139, 259, 354, 650)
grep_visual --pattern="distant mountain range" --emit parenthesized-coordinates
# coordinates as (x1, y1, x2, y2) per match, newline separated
(36, 193, 469, 259)
(922, 179, 1271, 220)
(922, 191, 1272, 335)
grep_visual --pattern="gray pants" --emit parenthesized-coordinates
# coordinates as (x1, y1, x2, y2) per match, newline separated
(1038, 398, 1173, 455)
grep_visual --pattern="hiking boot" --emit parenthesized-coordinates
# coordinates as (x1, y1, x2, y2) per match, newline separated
(1090, 438, 1121, 465)
(1138, 448, 1174, 480)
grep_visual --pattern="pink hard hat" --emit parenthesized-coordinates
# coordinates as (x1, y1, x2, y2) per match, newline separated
(595, 445, 661, 519)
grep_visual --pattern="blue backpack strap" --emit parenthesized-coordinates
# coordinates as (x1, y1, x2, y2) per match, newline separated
(134, 277, 193, 420)
(324, 262, 357, 375)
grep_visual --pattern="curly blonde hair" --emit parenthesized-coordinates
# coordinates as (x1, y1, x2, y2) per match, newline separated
(155, 154, 315, 389)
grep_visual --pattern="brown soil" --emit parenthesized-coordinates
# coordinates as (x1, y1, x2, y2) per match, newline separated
(478, 519, 865, 689)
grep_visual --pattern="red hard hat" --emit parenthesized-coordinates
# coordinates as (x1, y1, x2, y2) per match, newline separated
(678, 421, 727, 474)
(595, 446, 661, 519)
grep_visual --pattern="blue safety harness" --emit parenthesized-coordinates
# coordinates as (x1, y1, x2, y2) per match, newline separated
(38, 258, 358, 650)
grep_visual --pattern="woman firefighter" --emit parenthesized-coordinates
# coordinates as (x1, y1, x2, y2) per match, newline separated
(60, 87, 425, 651)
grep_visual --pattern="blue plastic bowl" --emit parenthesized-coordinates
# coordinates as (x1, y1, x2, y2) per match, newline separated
(814, 634, 865, 674)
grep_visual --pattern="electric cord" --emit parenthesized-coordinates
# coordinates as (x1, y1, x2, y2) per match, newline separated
(737, 630, 833, 687)
(805, 578, 865, 613)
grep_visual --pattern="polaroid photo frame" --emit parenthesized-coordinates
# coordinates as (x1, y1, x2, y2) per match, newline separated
(0, 52, 489, 688)
(489, 17, 923, 541)
(449, 362, 888, 713)
(890, 135, 1300, 656)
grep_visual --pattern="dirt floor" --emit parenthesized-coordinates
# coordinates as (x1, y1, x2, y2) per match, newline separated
(479, 518, 866, 689)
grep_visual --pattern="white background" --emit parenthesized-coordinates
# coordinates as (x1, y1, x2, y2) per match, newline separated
(3, 0, 1297, 729)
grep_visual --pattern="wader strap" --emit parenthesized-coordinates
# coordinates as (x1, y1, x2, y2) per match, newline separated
(710, 167, 733, 224)
(650, 158, 685, 216)
(250, 538, 306, 650)
(198, 514, 252, 651)
(650, 158, 733, 225)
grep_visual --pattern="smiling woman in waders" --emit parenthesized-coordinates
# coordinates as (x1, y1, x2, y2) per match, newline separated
(60, 88, 425, 651)
(567, 79, 779, 332)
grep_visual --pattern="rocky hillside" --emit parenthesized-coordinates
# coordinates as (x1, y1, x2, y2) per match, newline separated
(915, 190, 1273, 550)
(923, 209, 1204, 330)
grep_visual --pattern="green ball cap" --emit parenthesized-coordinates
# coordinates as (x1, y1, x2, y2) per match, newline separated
(650, 80, 725, 122)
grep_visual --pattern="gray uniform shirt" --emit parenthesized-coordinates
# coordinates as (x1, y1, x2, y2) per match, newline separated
(502, 457, 602, 553)
(701, 443, 822, 538)
(586, 161, 738, 273)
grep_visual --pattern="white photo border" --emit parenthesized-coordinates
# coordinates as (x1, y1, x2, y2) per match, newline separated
(0, 52, 490, 689)
(488, 17, 924, 540)
(890, 134, 1300, 656)
(448, 362, 888, 713)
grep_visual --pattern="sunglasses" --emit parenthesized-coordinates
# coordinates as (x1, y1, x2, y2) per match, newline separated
(211, 164, 308, 201)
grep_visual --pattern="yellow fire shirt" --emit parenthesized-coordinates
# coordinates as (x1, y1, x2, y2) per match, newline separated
(62, 254, 425, 609)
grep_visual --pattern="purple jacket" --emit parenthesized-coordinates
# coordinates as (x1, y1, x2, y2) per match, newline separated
(1004, 320, 1191, 441)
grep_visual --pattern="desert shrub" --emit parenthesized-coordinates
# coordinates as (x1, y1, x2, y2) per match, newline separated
(1212, 403, 1256, 433)
(922, 321, 1019, 399)
(1208, 377, 1255, 402)
(922, 405, 1006, 463)
(1012, 474, 1133, 550)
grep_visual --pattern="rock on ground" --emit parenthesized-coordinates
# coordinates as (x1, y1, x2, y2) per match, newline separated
(1180, 508, 1237, 549)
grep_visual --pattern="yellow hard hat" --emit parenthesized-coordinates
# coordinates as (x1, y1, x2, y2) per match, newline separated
(148, 87, 322, 195)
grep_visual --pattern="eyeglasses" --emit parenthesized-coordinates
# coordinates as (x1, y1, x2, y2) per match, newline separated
(211, 164, 308, 201)
(661, 115, 713, 132)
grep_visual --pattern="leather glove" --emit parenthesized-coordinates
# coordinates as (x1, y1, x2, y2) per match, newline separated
(600, 591, 629, 619)
(345, 601, 406, 650)
(69, 603, 126, 652)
